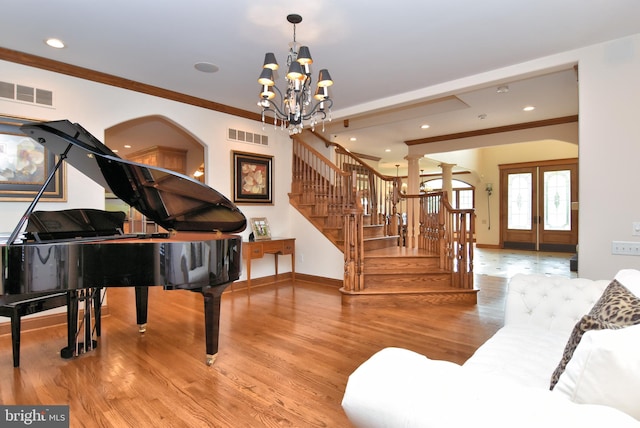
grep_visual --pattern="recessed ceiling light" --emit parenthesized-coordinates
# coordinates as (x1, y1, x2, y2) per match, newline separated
(45, 38, 65, 49)
(523, 106, 535, 111)
(420, 124, 430, 129)
(385, 149, 391, 152)
(497, 85, 509, 93)
(350, 137, 357, 141)
(123, 144, 132, 149)
(194, 62, 219, 73)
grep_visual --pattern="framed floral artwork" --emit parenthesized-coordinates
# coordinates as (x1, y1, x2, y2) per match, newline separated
(232, 150, 273, 204)
(0, 115, 66, 201)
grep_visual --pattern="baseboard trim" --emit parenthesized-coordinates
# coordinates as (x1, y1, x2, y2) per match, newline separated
(475, 243, 501, 249)
(0, 306, 111, 336)
(228, 273, 342, 292)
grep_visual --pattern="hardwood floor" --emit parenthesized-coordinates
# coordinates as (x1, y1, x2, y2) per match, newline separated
(0, 275, 508, 427)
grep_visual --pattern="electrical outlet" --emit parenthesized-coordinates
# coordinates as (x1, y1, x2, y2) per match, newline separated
(612, 241, 640, 255)
(633, 222, 640, 236)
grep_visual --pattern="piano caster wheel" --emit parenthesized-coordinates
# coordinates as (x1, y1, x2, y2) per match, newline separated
(206, 354, 217, 366)
(138, 323, 147, 333)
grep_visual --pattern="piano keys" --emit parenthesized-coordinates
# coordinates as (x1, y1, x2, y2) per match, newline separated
(1, 119, 247, 365)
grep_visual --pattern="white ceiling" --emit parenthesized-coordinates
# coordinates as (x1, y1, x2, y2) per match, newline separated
(2, 0, 640, 173)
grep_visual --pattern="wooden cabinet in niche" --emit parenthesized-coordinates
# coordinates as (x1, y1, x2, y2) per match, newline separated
(126, 145, 187, 175)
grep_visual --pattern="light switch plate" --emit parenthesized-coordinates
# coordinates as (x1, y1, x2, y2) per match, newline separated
(612, 241, 640, 255)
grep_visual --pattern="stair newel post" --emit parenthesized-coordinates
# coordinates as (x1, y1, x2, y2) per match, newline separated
(343, 209, 355, 291)
(355, 172, 365, 291)
(343, 169, 364, 292)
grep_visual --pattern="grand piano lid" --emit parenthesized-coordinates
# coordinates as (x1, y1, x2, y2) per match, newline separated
(20, 120, 247, 233)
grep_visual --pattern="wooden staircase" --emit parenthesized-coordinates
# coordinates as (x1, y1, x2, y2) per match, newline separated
(289, 131, 477, 305)
(356, 247, 477, 305)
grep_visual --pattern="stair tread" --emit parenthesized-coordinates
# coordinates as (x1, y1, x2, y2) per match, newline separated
(364, 269, 449, 275)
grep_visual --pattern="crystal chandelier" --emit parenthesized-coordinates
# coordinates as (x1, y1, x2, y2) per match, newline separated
(257, 14, 334, 135)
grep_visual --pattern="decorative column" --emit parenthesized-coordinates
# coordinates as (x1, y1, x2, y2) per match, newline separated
(404, 154, 423, 247)
(439, 163, 456, 201)
(406, 154, 422, 195)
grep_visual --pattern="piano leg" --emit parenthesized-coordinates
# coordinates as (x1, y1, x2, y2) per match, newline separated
(135, 286, 149, 333)
(202, 283, 230, 366)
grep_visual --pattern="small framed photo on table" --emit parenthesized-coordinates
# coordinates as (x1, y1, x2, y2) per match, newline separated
(250, 217, 271, 240)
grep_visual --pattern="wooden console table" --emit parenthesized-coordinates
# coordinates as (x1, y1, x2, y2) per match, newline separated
(242, 238, 295, 288)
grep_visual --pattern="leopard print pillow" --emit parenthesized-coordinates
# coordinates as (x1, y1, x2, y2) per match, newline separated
(588, 279, 640, 324)
(549, 279, 640, 390)
(549, 315, 622, 389)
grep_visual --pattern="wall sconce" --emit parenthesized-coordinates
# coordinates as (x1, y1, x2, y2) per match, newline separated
(485, 183, 493, 196)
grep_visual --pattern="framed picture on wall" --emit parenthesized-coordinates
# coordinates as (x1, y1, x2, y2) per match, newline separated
(0, 115, 66, 201)
(232, 150, 273, 204)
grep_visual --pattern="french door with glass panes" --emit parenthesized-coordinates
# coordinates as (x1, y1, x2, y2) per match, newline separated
(499, 159, 578, 252)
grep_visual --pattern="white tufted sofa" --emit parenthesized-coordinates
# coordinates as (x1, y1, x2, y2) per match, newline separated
(342, 272, 640, 427)
(461, 274, 610, 388)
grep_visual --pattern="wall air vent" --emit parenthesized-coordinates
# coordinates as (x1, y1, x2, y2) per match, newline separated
(36, 88, 53, 106)
(0, 81, 14, 99)
(227, 128, 268, 146)
(16, 85, 35, 102)
(0, 81, 54, 107)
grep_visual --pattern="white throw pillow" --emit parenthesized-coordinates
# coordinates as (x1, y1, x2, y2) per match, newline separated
(615, 269, 640, 297)
(554, 323, 640, 420)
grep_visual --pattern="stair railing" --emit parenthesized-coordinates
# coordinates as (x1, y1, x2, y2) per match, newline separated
(413, 191, 475, 289)
(291, 134, 356, 232)
(311, 132, 401, 234)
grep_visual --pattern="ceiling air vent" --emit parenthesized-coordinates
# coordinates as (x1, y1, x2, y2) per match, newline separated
(0, 81, 54, 107)
(227, 128, 269, 146)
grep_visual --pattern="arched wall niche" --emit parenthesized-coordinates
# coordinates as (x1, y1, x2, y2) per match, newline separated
(104, 115, 205, 181)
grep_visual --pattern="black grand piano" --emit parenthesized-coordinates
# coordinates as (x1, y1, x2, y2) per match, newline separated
(0, 119, 246, 365)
